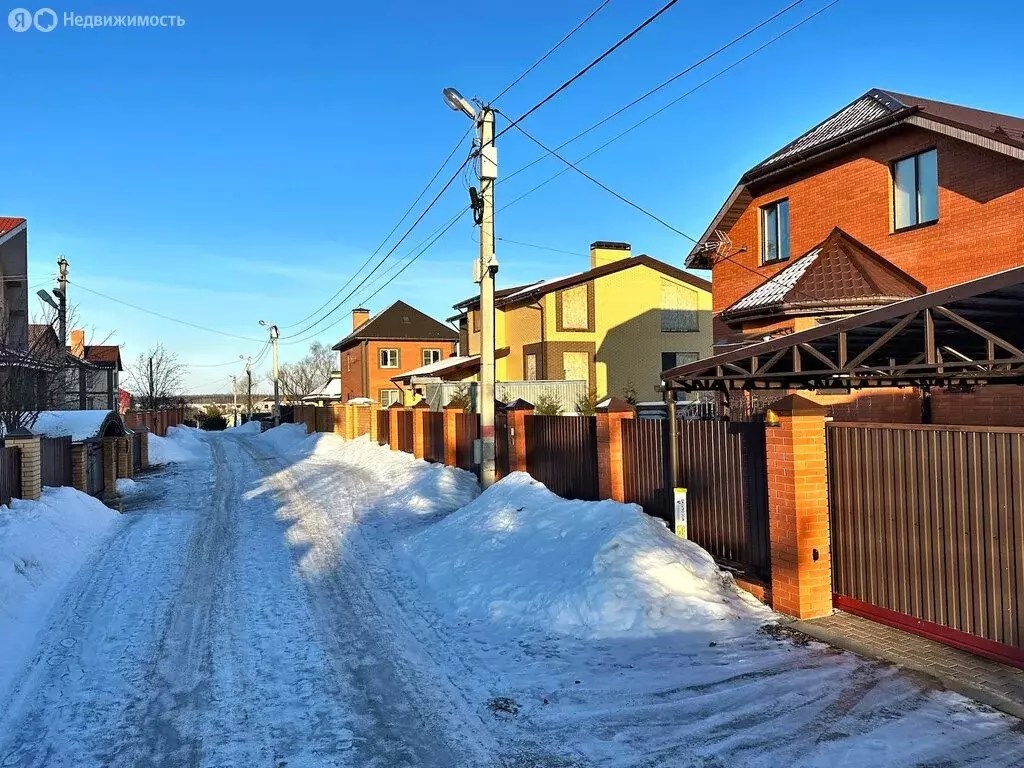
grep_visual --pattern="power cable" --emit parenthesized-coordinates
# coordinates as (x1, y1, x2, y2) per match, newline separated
(495, 0, 683, 141)
(280, 153, 474, 345)
(495, 237, 590, 258)
(279, 127, 474, 331)
(492, 0, 614, 103)
(69, 279, 265, 342)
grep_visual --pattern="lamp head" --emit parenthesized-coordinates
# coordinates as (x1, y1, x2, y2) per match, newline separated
(36, 289, 58, 311)
(442, 87, 476, 120)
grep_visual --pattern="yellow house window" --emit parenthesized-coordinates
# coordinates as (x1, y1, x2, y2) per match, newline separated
(661, 280, 699, 332)
(559, 284, 589, 331)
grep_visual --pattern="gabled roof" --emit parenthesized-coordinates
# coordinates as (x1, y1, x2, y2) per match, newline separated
(452, 255, 711, 313)
(452, 282, 541, 312)
(332, 300, 458, 352)
(0, 217, 26, 245)
(720, 228, 925, 326)
(70, 344, 123, 370)
(688, 89, 1024, 268)
(28, 323, 59, 350)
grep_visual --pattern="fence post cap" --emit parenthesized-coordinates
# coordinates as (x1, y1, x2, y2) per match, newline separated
(443, 400, 467, 411)
(503, 397, 534, 411)
(387, 400, 406, 410)
(411, 400, 430, 410)
(596, 396, 635, 414)
(770, 393, 827, 417)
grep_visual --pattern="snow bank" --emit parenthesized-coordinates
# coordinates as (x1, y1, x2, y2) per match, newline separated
(32, 410, 113, 441)
(148, 425, 209, 464)
(116, 478, 141, 496)
(226, 421, 262, 435)
(0, 487, 120, 696)
(408, 472, 769, 639)
(257, 423, 310, 454)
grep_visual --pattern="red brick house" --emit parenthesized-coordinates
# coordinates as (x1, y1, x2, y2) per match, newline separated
(333, 301, 458, 406)
(684, 88, 1024, 423)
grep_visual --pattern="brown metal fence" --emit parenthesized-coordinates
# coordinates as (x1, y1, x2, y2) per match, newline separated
(423, 411, 445, 464)
(396, 410, 414, 453)
(622, 418, 666, 520)
(676, 421, 770, 582)
(85, 441, 104, 496)
(524, 414, 599, 501)
(455, 412, 479, 473)
(495, 410, 509, 479)
(131, 431, 143, 471)
(828, 422, 1024, 665)
(377, 410, 390, 446)
(315, 407, 334, 433)
(40, 436, 73, 487)
(0, 445, 21, 505)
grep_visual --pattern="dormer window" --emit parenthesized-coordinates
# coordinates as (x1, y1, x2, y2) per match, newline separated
(760, 199, 790, 264)
(893, 149, 938, 231)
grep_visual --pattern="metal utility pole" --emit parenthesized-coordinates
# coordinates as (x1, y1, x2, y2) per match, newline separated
(442, 86, 499, 488)
(56, 257, 68, 350)
(148, 354, 155, 410)
(261, 321, 281, 426)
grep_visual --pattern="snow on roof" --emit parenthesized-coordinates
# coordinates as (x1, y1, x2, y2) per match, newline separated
(302, 378, 342, 401)
(727, 249, 821, 312)
(504, 272, 582, 301)
(396, 355, 478, 379)
(32, 410, 117, 441)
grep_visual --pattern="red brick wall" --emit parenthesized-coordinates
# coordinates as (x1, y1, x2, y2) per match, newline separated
(365, 340, 457, 403)
(713, 126, 1024, 314)
(931, 385, 1024, 427)
(338, 343, 365, 401)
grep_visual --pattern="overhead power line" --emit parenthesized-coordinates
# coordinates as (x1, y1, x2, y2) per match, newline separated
(495, 0, 683, 141)
(492, 0, 614, 103)
(495, 237, 590, 258)
(69, 280, 266, 342)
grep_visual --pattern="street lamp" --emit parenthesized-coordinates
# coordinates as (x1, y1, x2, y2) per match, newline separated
(36, 289, 58, 311)
(444, 85, 499, 488)
(260, 320, 281, 427)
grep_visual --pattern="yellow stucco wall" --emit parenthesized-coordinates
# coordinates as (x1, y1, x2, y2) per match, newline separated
(462, 262, 712, 399)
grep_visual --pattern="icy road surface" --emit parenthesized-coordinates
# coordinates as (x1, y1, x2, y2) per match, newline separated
(1, 430, 1023, 767)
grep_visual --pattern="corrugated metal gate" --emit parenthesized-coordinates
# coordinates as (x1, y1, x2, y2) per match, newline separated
(454, 412, 479, 474)
(41, 436, 73, 487)
(622, 419, 770, 582)
(423, 411, 445, 464)
(495, 410, 509, 480)
(376, 410, 390, 447)
(85, 441, 104, 496)
(828, 422, 1024, 667)
(524, 415, 599, 501)
(396, 410, 414, 454)
(131, 432, 143, 471)
(0, 445, 21, 505)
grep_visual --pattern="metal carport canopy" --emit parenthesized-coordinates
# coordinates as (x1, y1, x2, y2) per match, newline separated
(663, 265, 1024, 392)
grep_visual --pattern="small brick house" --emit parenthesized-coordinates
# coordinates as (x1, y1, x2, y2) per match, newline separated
(333, 301, 458, 406)
(684, 88, 1024, 423)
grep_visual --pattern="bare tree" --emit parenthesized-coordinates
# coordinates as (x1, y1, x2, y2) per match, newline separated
(0, 299, 66, 432)
(274, 341, 332, 399)
(125, 344, 187, 409)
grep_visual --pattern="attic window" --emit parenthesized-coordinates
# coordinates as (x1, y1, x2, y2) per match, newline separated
(893, 149, 938, 231)
(402, 315, 410, 323)
(761, 199, 790, 264)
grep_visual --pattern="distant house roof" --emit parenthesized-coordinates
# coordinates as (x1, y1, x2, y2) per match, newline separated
(719, 228, 925, 326)
(452, 255, 711, 313)
(392, 355, 478, 383)
(301, 377, 342, 401)
(67, 344, 123, 370)
(688, 89, 1024, 268)
(332, 300, 458, 352)
(28, 324, 60, 354)
(0, 217, 26, 241)
(32, 409, 126, 441)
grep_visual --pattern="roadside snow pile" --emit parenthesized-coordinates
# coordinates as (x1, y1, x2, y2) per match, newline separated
(0, 487, 120, 696)
(149, 425, 208, 464)
(258, 423, 312, 454)
(408, 472, 770, 639)
(226, 421, 262, 435)
(116, 478, 141, 496)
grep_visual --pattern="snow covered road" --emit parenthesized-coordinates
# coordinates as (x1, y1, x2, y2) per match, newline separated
(2, 428, 1024, 766)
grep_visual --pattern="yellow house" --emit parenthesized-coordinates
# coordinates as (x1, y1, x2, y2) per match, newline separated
(448, 242, 713, 400)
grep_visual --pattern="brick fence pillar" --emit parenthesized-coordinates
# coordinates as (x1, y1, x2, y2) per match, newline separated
(139, 428, 149, 469)
(116, 436, 132, 479)
(504, 399, 534, 473)
(366, 404, 378, 442)
(411, 401, 429, 459)
(596, 397, 635, 502)
(388, 403, 402, 451)
(443, 406, 460, 467)
(71, 443, 87, 492)
(101, 437, 119, 501)
(6, 434, 41, 501)
(766, 394, 832, 620)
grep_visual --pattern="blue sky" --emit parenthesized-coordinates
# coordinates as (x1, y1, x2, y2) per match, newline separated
(2, 0, 1021, 391)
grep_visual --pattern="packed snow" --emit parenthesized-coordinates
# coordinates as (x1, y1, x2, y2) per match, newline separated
(2, 426, 1023, 766)
(31, 410, 114, 441)
(409, 472, 768, 638)
(115, 478, 141, 496)
(0, 487, 120, 698)
(147, 425, 209, 464)
(225, 420, 262, 435)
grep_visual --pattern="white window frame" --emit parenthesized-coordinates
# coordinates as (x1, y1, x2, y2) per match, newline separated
(379, 388, 401, 407)
(379, 348, 399, 369)
(422, 348, 442, 366)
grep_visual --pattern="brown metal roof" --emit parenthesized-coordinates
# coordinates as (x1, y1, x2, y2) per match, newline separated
(73, 345, 122, 370)
(664, 264, 1024, 391)
(720, 228, 925, 325)
(452, 282, 540, 312)
(332, 300, 458, 351)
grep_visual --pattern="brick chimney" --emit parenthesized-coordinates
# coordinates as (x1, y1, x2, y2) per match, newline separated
(590, 241, 631, 269)
(70, 328, 85, 358)
(352, 308, 370, 330)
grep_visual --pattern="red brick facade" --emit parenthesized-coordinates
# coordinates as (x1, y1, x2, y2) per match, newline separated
(713, 126, 1024, 315)
(338, 339, 457, 405)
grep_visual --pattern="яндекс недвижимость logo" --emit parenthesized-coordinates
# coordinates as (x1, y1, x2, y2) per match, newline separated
(8, 7, 56, 31)
(7, 8, 184, 30)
